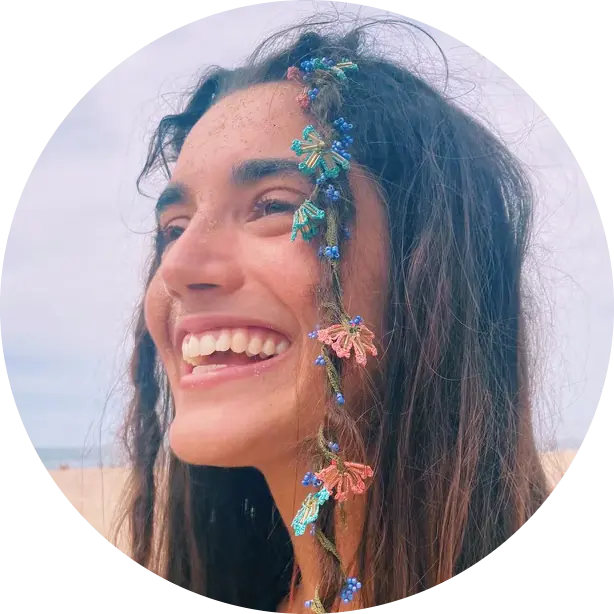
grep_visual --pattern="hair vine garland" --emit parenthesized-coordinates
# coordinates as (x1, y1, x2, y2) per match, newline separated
(285, 56, 376, 612)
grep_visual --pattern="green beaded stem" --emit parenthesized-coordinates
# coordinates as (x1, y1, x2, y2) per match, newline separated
(323, 205, 346, 304)
(316, 423, 340, 463)
(315, 527, 344, 566)
(323, 354, 342, 395)
(311, 586, 327, 614)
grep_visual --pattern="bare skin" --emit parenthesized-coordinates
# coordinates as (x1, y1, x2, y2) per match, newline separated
(144, 81, 388, 611)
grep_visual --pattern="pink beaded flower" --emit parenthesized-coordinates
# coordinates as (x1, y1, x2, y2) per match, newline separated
(286, 66, 302, 82)
(315, 460, 374, 502)
(297, 91, 311, 110)
(316, 316, 377, 367)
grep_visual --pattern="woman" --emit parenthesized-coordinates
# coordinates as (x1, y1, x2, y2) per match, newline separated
(117, 16, 549, 612)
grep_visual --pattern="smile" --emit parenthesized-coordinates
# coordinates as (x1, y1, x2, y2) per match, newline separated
(178, 326, 292, 389)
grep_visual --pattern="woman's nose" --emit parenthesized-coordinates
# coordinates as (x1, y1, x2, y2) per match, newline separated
(158, 216, 244, 300)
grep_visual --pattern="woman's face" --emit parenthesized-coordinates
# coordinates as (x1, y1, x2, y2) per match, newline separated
(144, 82, 387, 468)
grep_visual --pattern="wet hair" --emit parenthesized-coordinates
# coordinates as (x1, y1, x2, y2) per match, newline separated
(116, 14, 549, 611)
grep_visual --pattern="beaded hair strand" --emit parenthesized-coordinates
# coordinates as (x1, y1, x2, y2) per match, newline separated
(285, 58, 377, 613)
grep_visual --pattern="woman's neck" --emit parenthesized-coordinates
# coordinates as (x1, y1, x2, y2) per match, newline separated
(262, 455, 365, 612)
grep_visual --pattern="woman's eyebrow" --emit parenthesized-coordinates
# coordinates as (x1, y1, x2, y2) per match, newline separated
(155, 182, 187, 218)
(231, 158, 303, 185)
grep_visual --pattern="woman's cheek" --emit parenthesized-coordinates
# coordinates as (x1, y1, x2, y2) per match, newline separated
(144, 275, 174, 357)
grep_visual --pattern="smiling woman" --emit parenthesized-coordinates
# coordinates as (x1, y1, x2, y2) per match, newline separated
(115, 15, 550, 613)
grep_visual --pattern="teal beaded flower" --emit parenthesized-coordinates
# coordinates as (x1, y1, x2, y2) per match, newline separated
(291, 487, 330, 536)
(302, 57, 358, 80)
(291, 199, 326, 242)
(322, 58, 359, 80)
(291, 125, 350, 179)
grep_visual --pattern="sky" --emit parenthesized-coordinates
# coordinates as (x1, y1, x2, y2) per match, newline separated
(1, 1, 611, 450)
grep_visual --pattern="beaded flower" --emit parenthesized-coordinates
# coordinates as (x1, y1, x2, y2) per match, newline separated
(290, 199, 326, 242)
(316, 316, 378, 367)
(297, 91, 311, 110)
(314, 460, 374, 502)
(291, 487, 331, 536)
(286, 66, 302, 82)
(291, 125, 350, 179)
(299, 57, 358, 80)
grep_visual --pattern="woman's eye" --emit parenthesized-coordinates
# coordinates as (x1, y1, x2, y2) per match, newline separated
(255, 199, 297, 217)
(158, 225, 185, 252)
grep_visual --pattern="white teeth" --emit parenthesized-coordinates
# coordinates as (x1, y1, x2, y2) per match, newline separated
(187, 336, 200, 358)
(215, 330, 231, 352)
(230, 329, 249, 353)
(275, 340, 290, 355)
(262, 338, 276, 356)
(247, 334, 264, 357)
(199, 334, 217, 356)
(182, 328, 290, 362)
(193, 364, 228, 375)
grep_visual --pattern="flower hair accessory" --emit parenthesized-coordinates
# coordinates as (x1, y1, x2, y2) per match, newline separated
(317, 316, 378, 367)
(286, 56, 375, 612)
(315, 460, 374, 502)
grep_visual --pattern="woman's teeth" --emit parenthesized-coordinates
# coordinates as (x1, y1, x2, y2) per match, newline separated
(181, 327, 290, 365)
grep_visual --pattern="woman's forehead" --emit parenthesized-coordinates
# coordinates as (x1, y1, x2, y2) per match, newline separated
(176, 81, 308, 172)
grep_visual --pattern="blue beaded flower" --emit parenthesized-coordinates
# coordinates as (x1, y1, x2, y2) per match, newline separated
(340, 577, 362, 603)
(302, 472, 322, 487)
(331, 140, 351, 161)
(325, 184, 341, 201)
(336, 392, 345, 405)
(333, 117, 354, 133)
(308, 87, 319, 100)
(328, 441, 340, 454)
(319, 245, 340, 260)
(316, 57, 336, 69)
(314, 355, 326, 366)
(308, 326, 320, 339)
(327, 246, 340, 259)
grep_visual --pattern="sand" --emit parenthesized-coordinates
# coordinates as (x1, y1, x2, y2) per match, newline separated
(48, 450, 577, 544)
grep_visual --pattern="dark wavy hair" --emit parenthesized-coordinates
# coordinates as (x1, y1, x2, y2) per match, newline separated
(115, 15, 550, 611)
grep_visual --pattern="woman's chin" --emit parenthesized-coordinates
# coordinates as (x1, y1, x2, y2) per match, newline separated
(167, 402, 298, 468)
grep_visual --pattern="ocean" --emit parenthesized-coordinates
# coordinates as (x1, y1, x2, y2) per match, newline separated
(36, 444, 122, 470)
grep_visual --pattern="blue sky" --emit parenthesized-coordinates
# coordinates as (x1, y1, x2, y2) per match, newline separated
(1, 1, 611, 449)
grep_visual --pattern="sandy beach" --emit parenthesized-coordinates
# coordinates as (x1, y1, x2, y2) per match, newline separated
(48, 450, 577, 546)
